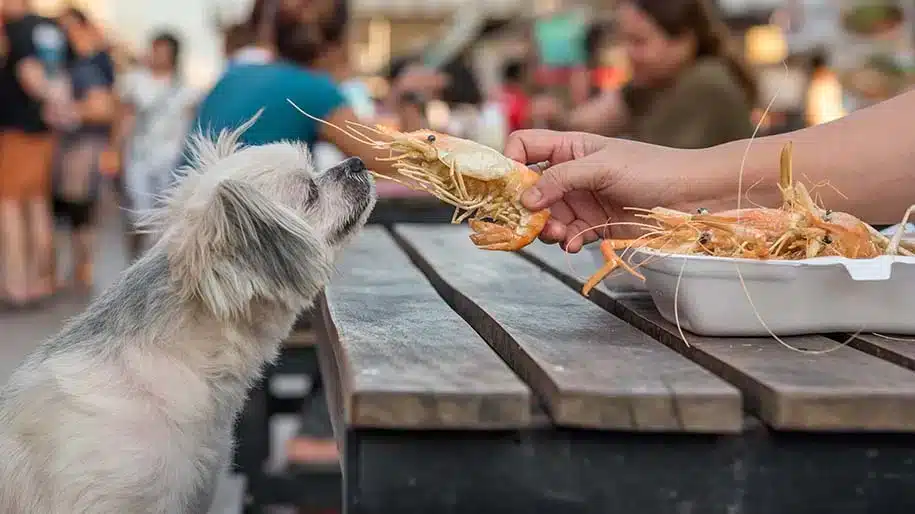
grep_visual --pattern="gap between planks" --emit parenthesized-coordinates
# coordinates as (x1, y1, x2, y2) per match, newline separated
(388, 224, 743, 434)
(317, 227, 533, 431)
(519, 240, 915, 433)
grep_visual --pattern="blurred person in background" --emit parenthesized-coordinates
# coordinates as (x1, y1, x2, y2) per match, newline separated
(222, 22, 273, 70)
(499, 59, 531, 133)
(51, 7, 116, 291)
(109, 30, 197, 260)
(0, 17, 7, 64)
(219, 0, 279, 71)
(531, 0, 757, 150)
(289, 0, 377, 170)
(805, 48, 845, 127)
(381, 54, 448, 127)
(583, 21, 613, 101)
(0, 0, 70, 308)
(192, 0, 429, 172)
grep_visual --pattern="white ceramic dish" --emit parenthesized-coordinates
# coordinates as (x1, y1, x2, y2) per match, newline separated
(623, 249, 915, 337)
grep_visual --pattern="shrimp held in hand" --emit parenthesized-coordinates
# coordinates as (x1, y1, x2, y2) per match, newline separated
(287, 100, 549, 251)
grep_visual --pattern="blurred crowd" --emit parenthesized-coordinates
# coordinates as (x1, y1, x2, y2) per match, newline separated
(0, 0, 193, 308)
(0, 0, 846, 311)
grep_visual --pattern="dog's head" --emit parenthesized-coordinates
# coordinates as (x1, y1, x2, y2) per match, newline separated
(145, 111, 376, 320)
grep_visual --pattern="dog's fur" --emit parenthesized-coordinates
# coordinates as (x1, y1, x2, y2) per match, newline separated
(0, 114, 376, 513)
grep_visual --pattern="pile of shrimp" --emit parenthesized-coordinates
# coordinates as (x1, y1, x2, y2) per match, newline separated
(583, 142, 915, 296)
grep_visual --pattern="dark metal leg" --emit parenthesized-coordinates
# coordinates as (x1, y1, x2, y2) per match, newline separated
(234, 367, 272, 513)
(235, 323, 341, 512)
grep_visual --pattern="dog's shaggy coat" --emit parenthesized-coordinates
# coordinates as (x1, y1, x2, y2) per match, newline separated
(0, 114, 375, 513)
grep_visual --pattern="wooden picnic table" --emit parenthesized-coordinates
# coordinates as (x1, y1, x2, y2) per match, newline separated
(313, 224, 915, 514)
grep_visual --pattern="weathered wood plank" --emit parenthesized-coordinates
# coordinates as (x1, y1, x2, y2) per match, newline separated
(317, 226, 532, 429)
(393, 224, 743, 433)
(849, 334, 915, 372)
(525, 242, 915, 432)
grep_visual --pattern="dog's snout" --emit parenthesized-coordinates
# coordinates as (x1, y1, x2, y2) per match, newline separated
(343, 157, 366, 175)
(324, 156, 367, 181)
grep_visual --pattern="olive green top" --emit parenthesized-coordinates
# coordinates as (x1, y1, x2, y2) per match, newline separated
(622, 57, 755, 149)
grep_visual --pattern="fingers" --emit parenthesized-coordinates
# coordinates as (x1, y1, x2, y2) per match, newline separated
(539, 219, 567, 244)
(521, 158, 608, 211)
(504, 129, 608, 167)
(504, 129, 560, 165)
(541, 218, 596, 253)
(535, 195, 606, 252)
(538, 200, 575, 244)
(564, 219, 599, 253)
(563, 191, 608, 250)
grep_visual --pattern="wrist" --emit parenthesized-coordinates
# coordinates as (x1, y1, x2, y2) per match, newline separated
(656, 146, 730, 213)
(661, 139, 780, 214)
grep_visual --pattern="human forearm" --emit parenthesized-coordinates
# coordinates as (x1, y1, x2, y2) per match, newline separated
(668, 91, 915, 224)
(16, 59, 51, 101)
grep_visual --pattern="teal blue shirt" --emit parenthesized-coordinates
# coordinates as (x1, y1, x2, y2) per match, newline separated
(191, 61, 347, 148)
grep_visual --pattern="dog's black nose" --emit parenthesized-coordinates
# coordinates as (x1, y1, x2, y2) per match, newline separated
(343, 157, 366, 175)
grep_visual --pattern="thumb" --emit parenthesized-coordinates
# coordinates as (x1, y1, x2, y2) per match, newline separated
(520, 155, 608, 211)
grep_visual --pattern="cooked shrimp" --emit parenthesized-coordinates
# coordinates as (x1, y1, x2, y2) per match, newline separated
(287, 100, 549, 251)
(581, 142, 915, 296)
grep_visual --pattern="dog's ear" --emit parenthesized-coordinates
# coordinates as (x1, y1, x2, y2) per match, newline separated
(169, 179, 331, 320)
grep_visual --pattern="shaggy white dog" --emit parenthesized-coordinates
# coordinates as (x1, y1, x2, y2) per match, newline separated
(0, 113, 376, 513)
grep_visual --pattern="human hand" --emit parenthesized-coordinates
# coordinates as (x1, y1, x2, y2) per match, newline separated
(505, 129, 685, 252)
(41, 99, 79, 131)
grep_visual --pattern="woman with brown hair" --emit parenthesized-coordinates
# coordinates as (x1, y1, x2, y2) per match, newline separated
(533, 0, 757, 149)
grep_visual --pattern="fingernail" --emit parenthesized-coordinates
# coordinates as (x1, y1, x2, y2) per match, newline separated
(522, 187, 542, 206)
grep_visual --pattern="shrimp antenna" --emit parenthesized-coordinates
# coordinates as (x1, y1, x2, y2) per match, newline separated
(285, 99, 378, 147)
(341, 119, 393, 145)
(730, 61, 858, 355)
(886, 205, 915, 255)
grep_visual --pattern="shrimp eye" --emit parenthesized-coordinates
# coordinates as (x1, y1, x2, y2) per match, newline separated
(823, 209, 832, 221)
(823, 235, 833, 244)
(426, 134, 436, 143)
(697, 207, 709, 215)
(698, 231, 711, 244)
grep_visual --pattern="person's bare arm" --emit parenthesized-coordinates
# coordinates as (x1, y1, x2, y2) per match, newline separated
(16, 57, 51, 101)
(668, 89, 915, 224)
